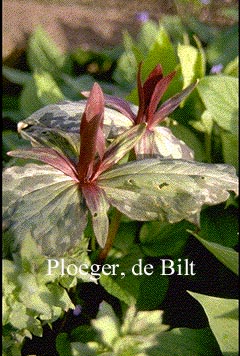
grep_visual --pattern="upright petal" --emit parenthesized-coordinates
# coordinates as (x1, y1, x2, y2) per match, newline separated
(142, 64, 164, 106)
(147, 71, 176, 125)
(77, 83, 105, 182)
(93, 123, 146, 179)
(150, 81, 198, 128)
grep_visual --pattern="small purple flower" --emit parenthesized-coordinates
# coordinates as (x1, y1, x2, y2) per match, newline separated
(200, 0, 211, 5)
(135, 11, 149, 23)
(73, 304, 82, 316)
(210, 64, 223, 74)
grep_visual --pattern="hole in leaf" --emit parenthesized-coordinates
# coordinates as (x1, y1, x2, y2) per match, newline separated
(158, 182, 169, 189)
(128, 179, 134, 185)
(93, 212, 98, 218)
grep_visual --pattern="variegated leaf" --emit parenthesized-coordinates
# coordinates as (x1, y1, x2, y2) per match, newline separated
(134, 126, 194, 160)
(99, 159, 238, 225)
(3, 164, 88, 257)
(82, 185, 110, 248)
(18, 100, 132, 142)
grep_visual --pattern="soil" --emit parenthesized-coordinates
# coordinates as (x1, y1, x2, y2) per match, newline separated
(3, 0, 175, 64)
(3, 0, 238, 66)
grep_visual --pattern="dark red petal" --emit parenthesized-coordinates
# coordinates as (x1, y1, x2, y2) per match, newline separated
(7, 147, 79, 181)
(82, 91, 136, 122)
(147, 71, 176, 126)
(77, 113, 104, 183)
(78, 83, 105, 182)
(149, 81, 198, 129)
(135, 62, 146, 124)
(142, 64, 164, 106)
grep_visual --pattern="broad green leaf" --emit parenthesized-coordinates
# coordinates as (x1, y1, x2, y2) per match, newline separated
(224, 56, 239, 77)
(3, 164, 88, 257)
(3, 66, 32, 85)
(100, 275, 136, 306)
(199, 205, 238, 248)
(197, 76, 238, 134)
(92, 301, 120, 347)
(188, 291, 239, 355)
(177, 44, 204, 89)
(189, 231, 238, 275)
(140, 220, 192, 257)
(99, 159, 238, 225)
(206, 24, 238, 66)
(152, 327, 222, 356)
(27, 26, 71, 76)
(33, 71, 64, 105)
(221, 131, 238, 170)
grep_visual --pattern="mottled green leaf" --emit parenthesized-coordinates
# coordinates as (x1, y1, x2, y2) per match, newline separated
(99, 159, 238, 225)
(197, 76, 238, 134)
(188, 292, 239, 355)
(135, 126, 194, 160)
(3, 164, 87, 256)
(17, 100, 132, 142)
(82, 185, 109, 248)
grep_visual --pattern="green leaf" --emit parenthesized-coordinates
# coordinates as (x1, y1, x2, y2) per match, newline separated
(188, 291, 239, 355)
(206, 24, 238, 66)
(224, 56, 239, 77)
(92, 301, 120, 347)
(33, 71, 64, 105)
(3, 66, 32, 85)
(199, 205, 238, 248)
(189, 231, 238, 275)
(153, 327, 222, 356)
(100, 275, 136, 306)
(140, 220, 192, 257)
(221, 131, 238, 170)
(27, 26, 71, 76)
(177, 43, 204, 89)
(197, 76, 238, 134)
(3, 163, 88, 256)
(99, 159, 238, 226)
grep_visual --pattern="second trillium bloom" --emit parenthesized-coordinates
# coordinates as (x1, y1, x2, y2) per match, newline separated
(99, 63, 197, 159)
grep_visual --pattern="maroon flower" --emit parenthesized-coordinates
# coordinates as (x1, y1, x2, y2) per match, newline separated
(83, 63, 197, 160)
(8, 83, 145, 247)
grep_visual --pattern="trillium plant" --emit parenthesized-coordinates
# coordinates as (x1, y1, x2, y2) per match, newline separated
(3, 63, 238, 258)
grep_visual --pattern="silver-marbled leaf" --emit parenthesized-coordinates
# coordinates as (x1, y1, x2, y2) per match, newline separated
(3, 164, 87, 257)
(98, 159, 238, 225)
(134, 126, 194, 160)
(18, 100, 132, 142)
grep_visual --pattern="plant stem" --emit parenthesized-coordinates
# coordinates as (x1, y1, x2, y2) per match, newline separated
(97, 209, 122, 263)
(205, 132, 212, 163)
